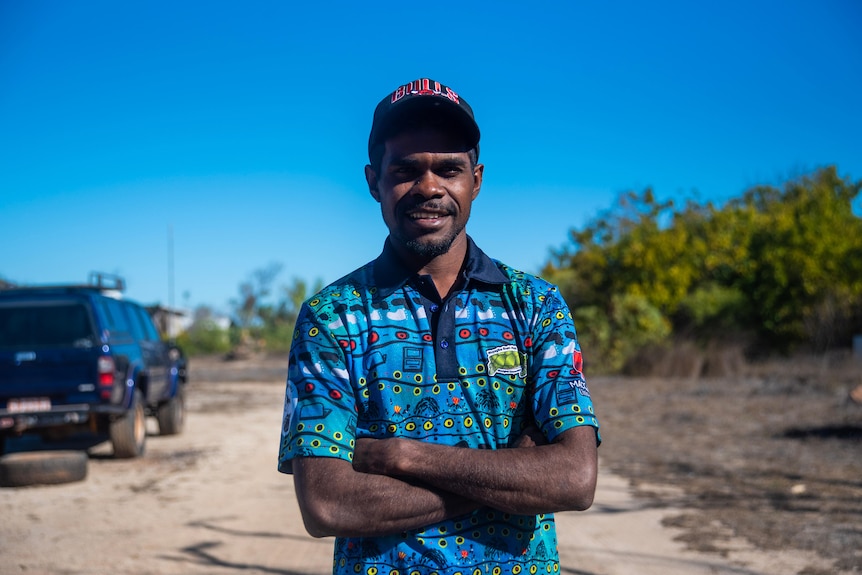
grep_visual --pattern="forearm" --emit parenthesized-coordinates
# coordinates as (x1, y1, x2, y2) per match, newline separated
(292, 456, 478, 538)
(405, 444, 594, 515)
(355, 426, 598, 516)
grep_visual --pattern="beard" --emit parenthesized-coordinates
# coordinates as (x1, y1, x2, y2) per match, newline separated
(401, 227, 463, 257)
(388, 199, 467, 258)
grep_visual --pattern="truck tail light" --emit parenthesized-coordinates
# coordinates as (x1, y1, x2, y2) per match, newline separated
(98, 355, 115, 398)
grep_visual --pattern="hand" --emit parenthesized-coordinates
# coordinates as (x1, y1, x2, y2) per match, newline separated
(512, 424, 547, 448)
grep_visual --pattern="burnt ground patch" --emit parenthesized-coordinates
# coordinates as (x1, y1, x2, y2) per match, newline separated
(782, 424, 862, 441)
(594, 369, 862, 573)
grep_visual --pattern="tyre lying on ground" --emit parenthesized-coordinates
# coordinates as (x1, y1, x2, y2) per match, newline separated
(0, 451, 88, 487)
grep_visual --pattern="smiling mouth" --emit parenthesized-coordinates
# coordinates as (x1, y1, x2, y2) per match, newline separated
(403, 201, 454, 220)
(407, 210, 449, 220)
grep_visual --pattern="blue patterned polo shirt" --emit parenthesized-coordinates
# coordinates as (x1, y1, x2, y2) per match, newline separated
(278, 237, 599, 575)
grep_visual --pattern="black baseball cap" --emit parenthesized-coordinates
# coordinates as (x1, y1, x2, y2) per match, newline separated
(368, 78, 480, 161)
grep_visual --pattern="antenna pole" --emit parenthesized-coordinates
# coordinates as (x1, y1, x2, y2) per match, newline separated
(168, 224, 175, 309)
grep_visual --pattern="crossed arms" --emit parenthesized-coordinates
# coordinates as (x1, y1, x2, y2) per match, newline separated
(292, 425, 598, 538)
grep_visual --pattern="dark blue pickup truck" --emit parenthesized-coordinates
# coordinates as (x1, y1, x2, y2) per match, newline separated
(0, 274, 186, 458)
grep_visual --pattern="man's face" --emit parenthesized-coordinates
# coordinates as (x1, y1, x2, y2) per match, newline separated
(366, 127, 483, 259)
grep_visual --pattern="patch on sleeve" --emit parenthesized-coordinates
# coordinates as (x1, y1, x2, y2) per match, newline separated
(573, 348, 584, 373)
(556, 376, 591, 404)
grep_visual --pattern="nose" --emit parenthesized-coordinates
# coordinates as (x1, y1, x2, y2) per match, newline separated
(411, 170, 442, 198)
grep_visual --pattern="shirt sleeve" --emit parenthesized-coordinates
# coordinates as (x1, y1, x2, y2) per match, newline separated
(528, 287, 600, 445)
(277, 301, 358, 474)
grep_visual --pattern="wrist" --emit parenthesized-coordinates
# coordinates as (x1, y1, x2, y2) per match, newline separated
(389, 437, 413, 476)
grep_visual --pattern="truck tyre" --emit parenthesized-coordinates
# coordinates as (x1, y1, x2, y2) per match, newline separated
(0, 451, 88, 487)
(109, 388, 146, 458)
(157, 387, 185, 436)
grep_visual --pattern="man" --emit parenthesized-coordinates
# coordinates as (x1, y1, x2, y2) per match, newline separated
(279, 78, 600, 575)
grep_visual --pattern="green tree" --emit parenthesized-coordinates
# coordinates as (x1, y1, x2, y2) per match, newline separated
(728, 167, 862, 350)
(544, 166, 862, 367)
(258, 276, 322, 352)
(227, 263, 324, 354)
(231, 262, 283, 330)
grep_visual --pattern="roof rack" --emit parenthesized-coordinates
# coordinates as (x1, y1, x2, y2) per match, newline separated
(88, 272, 125, 293)
(0, 272, 126, 297)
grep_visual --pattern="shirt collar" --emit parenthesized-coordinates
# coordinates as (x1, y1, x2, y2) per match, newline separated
(373, 235, 508, 299)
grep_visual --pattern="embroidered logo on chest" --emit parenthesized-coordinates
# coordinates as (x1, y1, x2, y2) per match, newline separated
(486, 345, 527, 378)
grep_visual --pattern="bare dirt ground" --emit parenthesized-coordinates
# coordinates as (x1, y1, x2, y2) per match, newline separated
(0, 354, 859, 575)
(594, 354, 862, 574)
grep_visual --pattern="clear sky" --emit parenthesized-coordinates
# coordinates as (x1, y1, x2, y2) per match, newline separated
(2, 0, 860, 315)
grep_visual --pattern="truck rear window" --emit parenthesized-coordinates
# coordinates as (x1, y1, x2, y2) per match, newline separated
(0, 303, 96, 349)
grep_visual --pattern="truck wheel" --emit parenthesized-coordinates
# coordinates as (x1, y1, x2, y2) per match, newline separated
(109, 388, 146, 458)
(157, 387, 185, 436)
(0, 451, 88, 487)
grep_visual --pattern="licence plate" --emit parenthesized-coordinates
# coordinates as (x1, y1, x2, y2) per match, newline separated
(7, 398, 52, 413)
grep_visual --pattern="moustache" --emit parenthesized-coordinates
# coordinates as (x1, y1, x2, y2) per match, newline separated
(398, 199, 456, 215)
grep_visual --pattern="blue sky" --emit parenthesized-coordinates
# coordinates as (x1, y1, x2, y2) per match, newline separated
(2, 1, 860, 315)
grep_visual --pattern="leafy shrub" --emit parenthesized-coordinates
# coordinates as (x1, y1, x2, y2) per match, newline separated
(175, 320, 231, 356)
(575, 294, 671, 374)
